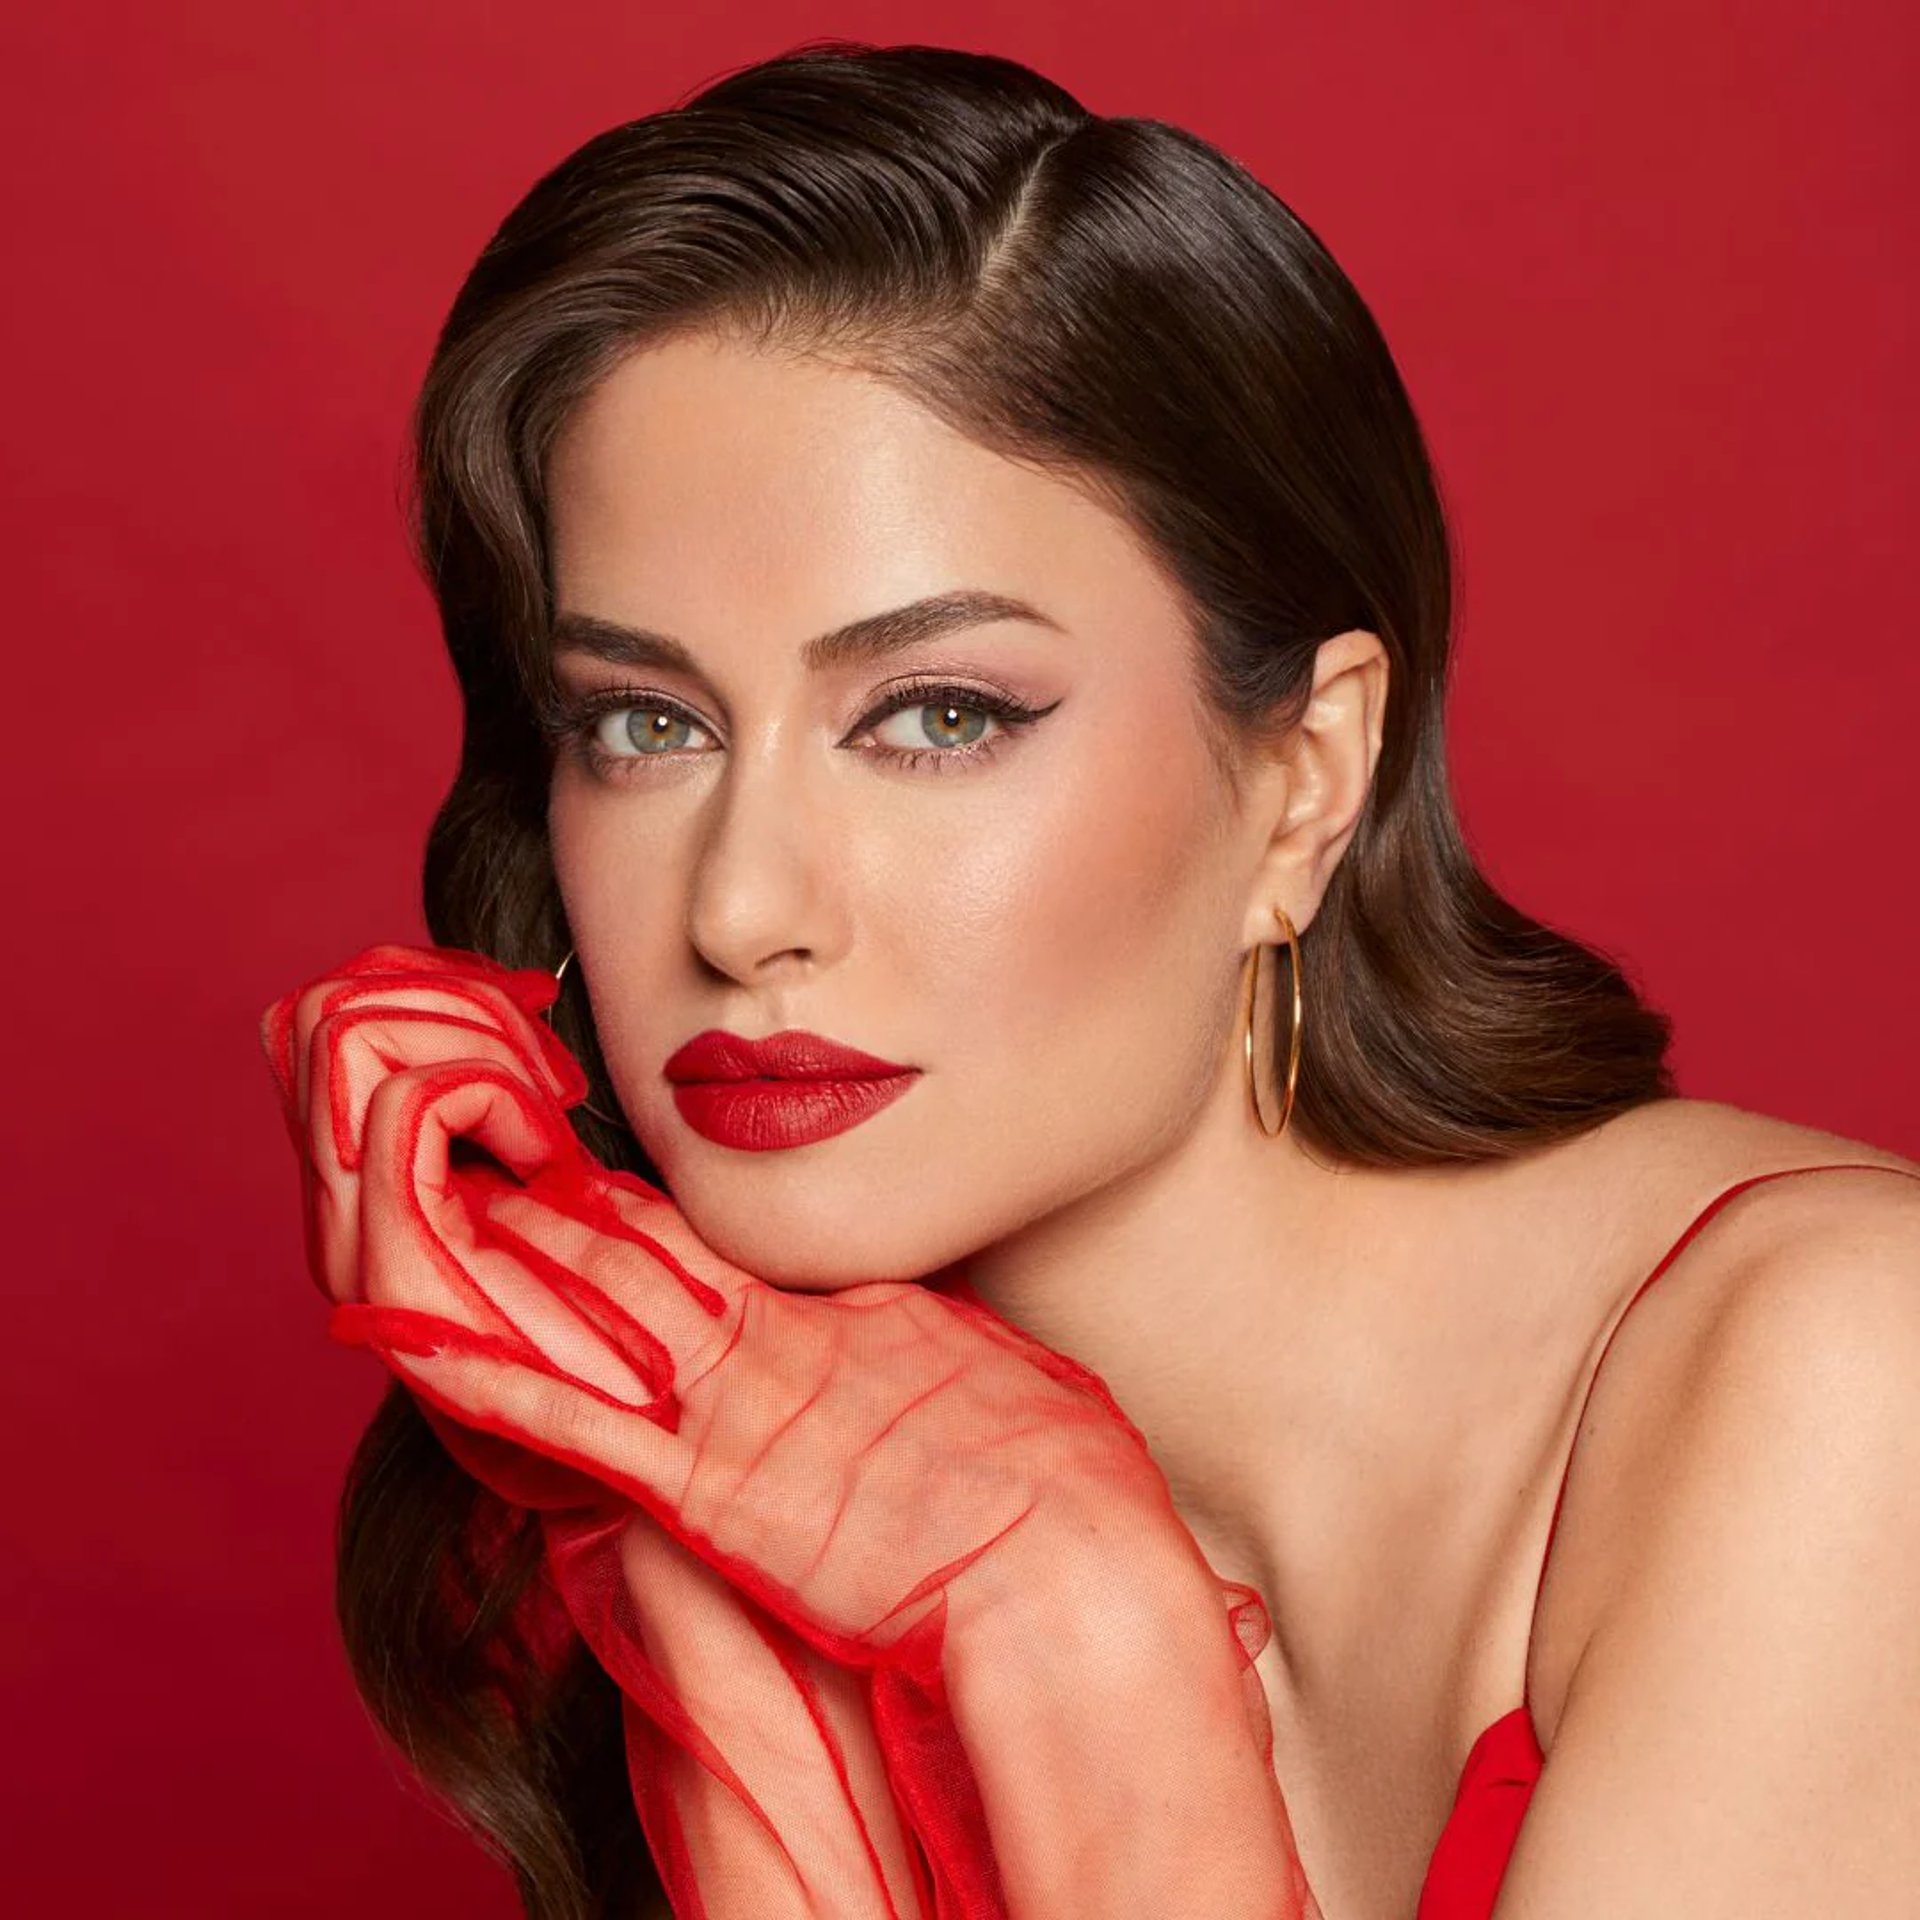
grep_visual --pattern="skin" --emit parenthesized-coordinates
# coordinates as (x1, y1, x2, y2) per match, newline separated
(544, 328, 1920, 1919)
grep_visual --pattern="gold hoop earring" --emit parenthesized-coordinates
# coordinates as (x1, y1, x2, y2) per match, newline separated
(546, 947, 633, 1131)
(1240, 905, 1303, 1138)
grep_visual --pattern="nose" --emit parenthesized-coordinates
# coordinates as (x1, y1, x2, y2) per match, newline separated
(683, 743, 850, 986)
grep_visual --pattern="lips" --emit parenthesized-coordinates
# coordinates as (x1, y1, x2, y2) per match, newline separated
(663, 1029, 913, 1084)
(662, 1028, 920, 1151)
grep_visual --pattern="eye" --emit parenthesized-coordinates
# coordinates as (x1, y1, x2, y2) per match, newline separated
(867, 697, 996, 753)
(851, 680, 1057, 773)
(592, 703, 718, 759)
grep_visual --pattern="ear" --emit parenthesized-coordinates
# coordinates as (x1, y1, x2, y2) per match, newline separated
(1238, 629, 1388, 946)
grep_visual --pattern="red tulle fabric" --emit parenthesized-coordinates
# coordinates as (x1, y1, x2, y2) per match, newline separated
(260, 943, 1311, 1918)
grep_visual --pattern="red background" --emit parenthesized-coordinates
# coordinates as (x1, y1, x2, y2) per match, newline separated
(5, 3, 1914, 1912)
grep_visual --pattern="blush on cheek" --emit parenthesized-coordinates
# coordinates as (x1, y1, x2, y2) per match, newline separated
(921, 780, 1230, 1204)
(985, 733, 1224, 1040)
(546, 800, 689, 1090)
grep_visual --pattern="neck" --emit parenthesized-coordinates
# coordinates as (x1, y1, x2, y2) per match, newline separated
(950, 1071, 1554, 1637)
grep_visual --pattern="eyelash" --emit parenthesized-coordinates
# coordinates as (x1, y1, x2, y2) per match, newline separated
(537, 678, 1057, 780)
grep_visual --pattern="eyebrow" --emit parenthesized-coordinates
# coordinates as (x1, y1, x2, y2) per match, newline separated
(548, 588, 1064, 678)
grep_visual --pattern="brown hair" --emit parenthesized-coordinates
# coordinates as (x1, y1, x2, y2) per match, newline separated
(335, 38, 1673, 1915)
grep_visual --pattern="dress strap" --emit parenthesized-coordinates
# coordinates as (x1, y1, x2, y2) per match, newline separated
(1527, 1159, 1920, 1622)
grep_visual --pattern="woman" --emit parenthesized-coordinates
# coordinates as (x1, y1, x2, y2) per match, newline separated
(260, 39, 1920, 1920)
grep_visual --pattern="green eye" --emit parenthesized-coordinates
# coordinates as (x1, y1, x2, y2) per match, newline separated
(869, 700, 994, 752)
(620, 708, 707, 753)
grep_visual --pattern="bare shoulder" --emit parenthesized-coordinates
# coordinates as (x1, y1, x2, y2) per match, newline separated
(1491, 1122, 1920, 1908)
(1522, 1096, 1920, 1743)
(1641, 1096, 1920, 1357)
(1493, 1102, 1920, 1909)
(1586, 1090, 1918, 1188)
(1561, 1096, 1919, 1285)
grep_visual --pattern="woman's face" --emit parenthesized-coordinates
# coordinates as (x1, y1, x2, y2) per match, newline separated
(544, 329, 1278, 1290)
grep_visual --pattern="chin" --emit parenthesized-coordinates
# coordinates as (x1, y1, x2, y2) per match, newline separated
(660, 1162, 981, 1295)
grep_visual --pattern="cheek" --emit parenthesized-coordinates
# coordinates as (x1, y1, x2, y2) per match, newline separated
(921, 720, 1239, 1157)
(544, 786, 686, 1074)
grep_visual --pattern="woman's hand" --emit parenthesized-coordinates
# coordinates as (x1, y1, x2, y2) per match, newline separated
(334, 1063, 1212, 1680)
(261, 942, 1312, 1917)
(265, 943, 1203, 1669)
(565, 1509, 934, 1919)
(261, 945, 937, 1917)
(259, 940, 588, 1307)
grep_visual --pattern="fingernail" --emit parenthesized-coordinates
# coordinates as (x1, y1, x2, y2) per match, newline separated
(385, 1336, 453, 1367)
(328, 1302, 460, 1359)
(375, 1334, 447, 1362)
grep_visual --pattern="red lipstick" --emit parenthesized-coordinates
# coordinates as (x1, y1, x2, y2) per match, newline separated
(662, 1029, 920, 1151)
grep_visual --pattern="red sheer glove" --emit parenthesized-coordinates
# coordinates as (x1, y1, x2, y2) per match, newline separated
(561, 1509, 935, 1917)
(264, 945, 941, 1914)
(261, 945, 1307, 1918)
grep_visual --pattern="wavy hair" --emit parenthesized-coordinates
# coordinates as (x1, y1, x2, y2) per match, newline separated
(334, 39, 1673, 1915)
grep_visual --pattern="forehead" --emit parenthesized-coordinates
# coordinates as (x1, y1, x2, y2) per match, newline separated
(543, 331, 1188, 658)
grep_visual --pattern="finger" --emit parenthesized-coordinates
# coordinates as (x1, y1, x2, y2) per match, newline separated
(586, 1172, 763, 1315)
(589, 1516, 924, 1912)
(258, 944, 500, 1064)
(299, 1011, 564, 1305)
(341, 940, 573, 1033)
(332, 1304, 691, 1521)
(258, 993, 301, 1137)
(538, 1513, 801, 1873)
(342, 949, 590, 1111)
(316, 940, 563, 1022)
(257, 989, 336, 1293)
(479, 1180, 736, 1369)
(299, 967, 584, 1134)
(357, 1060, 686, 1425)
(309, 1003, 562, 1174)
(263, 942, 583, 1149)
(356, 1059, 588, 1334)
(260, 958, 437, 1125)
(459, 1178, 685, 1417)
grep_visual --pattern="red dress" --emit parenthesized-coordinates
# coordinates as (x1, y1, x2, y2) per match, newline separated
(1415, 1159, 1920, 1917)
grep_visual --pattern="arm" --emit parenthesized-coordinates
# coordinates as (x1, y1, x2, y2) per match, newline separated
(553, 1507, 931, 1920)
(361, 1157, 1315, 1920)
(356, 1143, 1319, 1918)
(941, 1523, 1318, 1920)
(1492, 1194, 1920, 1916)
